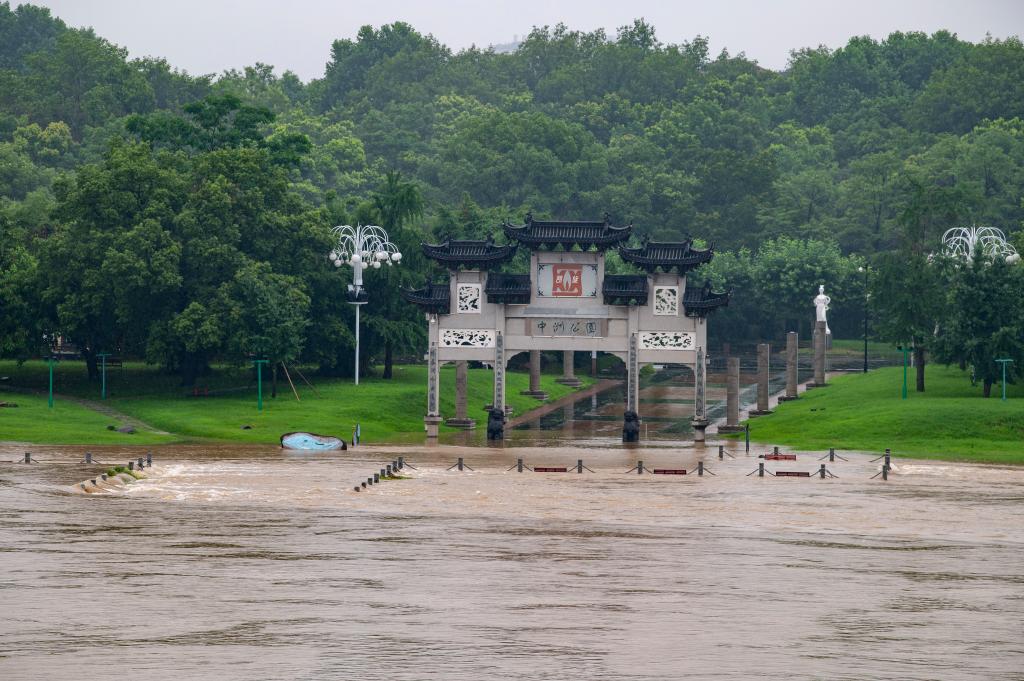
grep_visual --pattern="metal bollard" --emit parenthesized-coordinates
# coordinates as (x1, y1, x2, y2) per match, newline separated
(457, 457, 464, 471)
(829, 447, 835, 462)
(517, 458, 524, 473)
(758, 462, 764, 477)
(398, 456, 404, 469)
(128, 461, 134, 471)
(373, 473, 380, 483)
(819, 464, 826, 479)
(882, 465, 889, 481)
(637, 460, 643, 475)
(24, 452, 31, 464)
(718, 445, 724, 460)
(884, 449, 891, 470)
(576, 459, 583, 474)
(85, 452, 93, 464)
(745, 424, 750, 453)
(147, 451, 152, 466)
(698, 461, 704, 476)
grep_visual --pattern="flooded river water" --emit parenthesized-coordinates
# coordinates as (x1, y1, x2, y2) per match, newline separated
(2, 440, 1023, 681)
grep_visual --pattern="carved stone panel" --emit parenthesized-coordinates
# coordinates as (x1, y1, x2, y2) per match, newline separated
(456, 283, 481, 313)
(441, 329, 495, 347)
(639, 331, 695, 350)
(653, 286, 678, 315)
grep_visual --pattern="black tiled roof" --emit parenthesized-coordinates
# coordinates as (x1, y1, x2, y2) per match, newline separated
(619, 239, 715, 273)
(503, 212, 631, 251)
(421, 238, 517, 269)
(683, 280, 730, 317)
(484, 273, 531, 304)
(602, 274, 649, 306)
(400, 279, 451, 314)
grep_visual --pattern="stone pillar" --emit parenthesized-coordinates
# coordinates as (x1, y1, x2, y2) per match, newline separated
(424, 342, 442, 437)
(718, 356, 744, 433)
(812, 321, 828, 387)
(780, 331, 799, 401)
(445, 360, 475, 429)
(521, 350, 547, 399)
(556, 350, 581, 387)
(691, 346, 709, 441)
(751, 342, 773, 416)
(486, 333, 506, 440)
(623, 334, 641, 442)
(591, 350, 598, 377)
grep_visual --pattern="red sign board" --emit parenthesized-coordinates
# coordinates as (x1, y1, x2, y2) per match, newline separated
(551, 265, 583, 297)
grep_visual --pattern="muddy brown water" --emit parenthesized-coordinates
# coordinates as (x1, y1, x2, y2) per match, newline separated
(2, 439, 1023, 681)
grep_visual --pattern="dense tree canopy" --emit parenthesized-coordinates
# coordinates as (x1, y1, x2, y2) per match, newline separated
(1, 3, 1023, 388)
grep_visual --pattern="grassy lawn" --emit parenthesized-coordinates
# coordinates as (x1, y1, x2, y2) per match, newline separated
(0, 361, 591, 445)
(740, 364, 1024, 464)
(0, 391, 178, 446)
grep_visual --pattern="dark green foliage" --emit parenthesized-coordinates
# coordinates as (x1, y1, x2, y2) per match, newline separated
(1, 8, 1023, 394)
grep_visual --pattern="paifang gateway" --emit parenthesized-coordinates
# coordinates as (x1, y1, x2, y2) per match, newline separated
(401, 214, 730, 441)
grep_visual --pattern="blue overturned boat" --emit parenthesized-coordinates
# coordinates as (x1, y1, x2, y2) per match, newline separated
(280, 432, 347, 451)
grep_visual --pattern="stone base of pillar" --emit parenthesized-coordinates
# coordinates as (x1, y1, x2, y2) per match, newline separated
(778, 395, 800, 402)
(424, 415, 443, 438)
(717, 424, 746, 433)
(520, 389, 548, 400)
(805, 382, 830, 389)
(749, 409, 774, 417)
(555, 376, 582, 387)
(444, 417, 476, 429)
(691, 419, 710, 442)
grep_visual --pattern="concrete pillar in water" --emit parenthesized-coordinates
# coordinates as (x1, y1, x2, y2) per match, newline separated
(623, 334, 641, 442)
(556, 351, 581, 387)
(424, 341, 443, 438)
(812, 321, 828, 388)
(690, 346, 709, 442)
(719, 356, 744, 433)
(780, 331, 799, 401)
(445, 360, 476, 429)
(521, 350, 547, 400)
(751, 343, 773, 416)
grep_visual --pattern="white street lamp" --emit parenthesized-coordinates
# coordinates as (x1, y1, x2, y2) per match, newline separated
(329, 224, 402, 385)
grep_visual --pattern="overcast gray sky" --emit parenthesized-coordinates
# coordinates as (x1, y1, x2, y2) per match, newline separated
(29, 0, 1024, 80)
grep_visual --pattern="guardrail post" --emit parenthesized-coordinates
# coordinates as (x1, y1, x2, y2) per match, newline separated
(128, 461, 134, 471)
(637, 460, 643, 475)
(397, 456, 404, 470)
(698, 461, 704, 476)
(829, 447, 835, 462)
(758, 462, 764, 477)
(576, 459, 583, 474)
(718, 445, 724, 460)
(147, 451, 152, 466)
(85, 452, 92, 464)
(517, 458, 524, 473)
(819, 464, 826, 479)
(745, 424, 750, 453)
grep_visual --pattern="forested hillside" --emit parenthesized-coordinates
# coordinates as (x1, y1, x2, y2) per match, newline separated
(2, 3, 1022, 382)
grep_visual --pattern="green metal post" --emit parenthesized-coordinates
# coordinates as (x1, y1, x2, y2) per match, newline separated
(899, 346, 909, 400)
(253, 359, 268, 411)
(995, 359, 1013, 401)
(97, 352, 110, 400)
(48, 357, 54, 408)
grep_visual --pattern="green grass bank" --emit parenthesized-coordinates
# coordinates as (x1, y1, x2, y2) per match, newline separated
(741, 365, 1024, 464)
(0, 361, 591, 445)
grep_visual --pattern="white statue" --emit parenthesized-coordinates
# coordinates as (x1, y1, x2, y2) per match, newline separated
(813, 284, 832, 335)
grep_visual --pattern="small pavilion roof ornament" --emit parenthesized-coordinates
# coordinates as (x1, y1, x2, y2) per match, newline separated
(503, 214, 632, 251)
(619, 238, 716, 274)
(683, 280, 731, 317)
(420, 238, 518, 269)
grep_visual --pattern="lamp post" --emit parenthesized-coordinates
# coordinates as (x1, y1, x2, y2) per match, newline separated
(897, 344, 911, 400)
(858, 266, 869, 373)
(328, 225, 402, 385)
(995, 359, 1013, 401)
